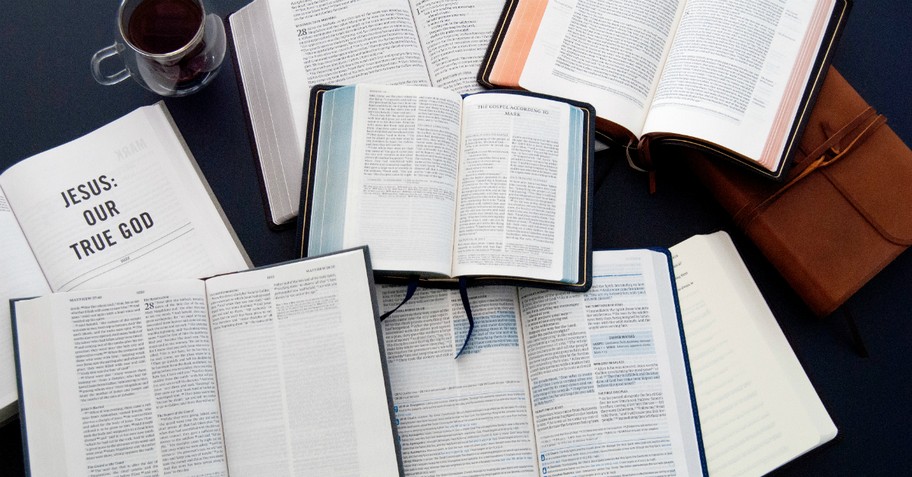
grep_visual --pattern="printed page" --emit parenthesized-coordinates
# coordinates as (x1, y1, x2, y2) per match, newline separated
(520, 0, 686, 137)
(518, 249, 704, 476)
(378, 285, 538, 476)
(14, 280, 228, 476)
(0, 104, 249, 293)
(0, 187, 51, 415)
(341, 85, 464, 275)
(670, 232, 837, 477)
(643, 0, 836, 168)
(409, 0, 505, 93)
(452, 93, 574, 282)
(207, 249, 399, 476)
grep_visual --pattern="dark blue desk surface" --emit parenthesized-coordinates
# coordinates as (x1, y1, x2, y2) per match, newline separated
(1, 1, 910, 475)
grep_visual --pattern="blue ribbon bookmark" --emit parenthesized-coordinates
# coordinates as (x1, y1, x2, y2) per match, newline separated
(455, 277, 475, 359)
(378, 276, 420, 322)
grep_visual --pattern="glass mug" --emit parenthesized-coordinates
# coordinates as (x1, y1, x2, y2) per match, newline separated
(91, 0, 226, 97)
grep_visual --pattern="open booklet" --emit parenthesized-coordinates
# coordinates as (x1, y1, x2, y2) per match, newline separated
(0, 103, 250, 423)
(228, 0, 505, 225)
(669, 232, 837, 476)
(297, 84, 594, 290)
(377, 249, 707, 476)
(12, 248, 402, 476)
(479, 0, 851, 178)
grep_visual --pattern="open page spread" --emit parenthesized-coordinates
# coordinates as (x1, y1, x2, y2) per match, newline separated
(207, 250, 399, 475)
(0, 188, 50, 416)
(379, 248, 705, 476)
(519, 249, 704, 476)
(15, 280, 228, 476)
(670, 232, 836, 476)
(0, 104, 249, 294)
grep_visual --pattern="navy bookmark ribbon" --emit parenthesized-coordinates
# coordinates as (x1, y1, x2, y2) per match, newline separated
(378, 276, 420, 322)
(455, 277, 475, 359)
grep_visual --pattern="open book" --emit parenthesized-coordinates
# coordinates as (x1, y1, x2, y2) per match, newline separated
(228, 0, 505, 225)
(0, 103, 250, 423)
(479, 0, 851, 178)
(378, 249, 707, 476)
(297, 84, 594, 290)
(12, 248, 402, 476)
(670, 232, 837, 476)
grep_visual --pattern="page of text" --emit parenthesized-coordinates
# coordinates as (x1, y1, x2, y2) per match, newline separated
(0, 105, 249, 293)
(15, 280, 228, 476)
(271, 0, 433, 154)
(410, 0, 505, 93)
(0, 187, 51, 414)
(453, 93, 573, 281)
(378, 285, 538, 476)
(518, 250, 703, 476)
(644, 0, 834, 165)
(343, 85, 464, 275)
(208, 250, 399, 476)
(520, 0, 685, 137)
(670, 232, 836, 476)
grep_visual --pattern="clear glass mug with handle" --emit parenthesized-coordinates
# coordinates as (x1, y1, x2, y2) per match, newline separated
(90, 0, 225, 97)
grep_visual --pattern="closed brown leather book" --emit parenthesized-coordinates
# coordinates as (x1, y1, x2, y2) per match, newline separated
(686, 67, 912, 316)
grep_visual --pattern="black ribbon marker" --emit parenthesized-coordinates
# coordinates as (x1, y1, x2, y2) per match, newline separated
(379, 275, 420, 322)
(455, 277, 475, 359)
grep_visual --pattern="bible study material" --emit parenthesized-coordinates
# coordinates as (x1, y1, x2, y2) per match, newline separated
(0, 103, 250, 423)
(479, 0, 851, 178)
(297, 84, 595, 290)
(229, 0, 505, 225)
(12, 248, 403, 476)
(670, 232, 837, 476)
(378, 248, 707, 476)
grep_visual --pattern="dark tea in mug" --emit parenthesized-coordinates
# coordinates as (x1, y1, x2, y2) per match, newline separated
(92, 0, 226, 96)
(126, 0, 203, 55)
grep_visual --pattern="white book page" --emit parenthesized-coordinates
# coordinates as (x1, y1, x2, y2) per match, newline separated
(643, 0, 834, 163)
(378, 285, 538, 475)
(269, 0, 432, 149)
(520, 0, 685, 137)
(342, 85, 463, 275)
(0, 187, 51, 412)
(518, 250, 703, 476)
(0, 104, 249, 293)
(670, 232, 836, 477)
(409, 0, 505, 94)
(452, 93, 571, 281)
(208, 250, 398, 476)
(15, 280, 228, 477)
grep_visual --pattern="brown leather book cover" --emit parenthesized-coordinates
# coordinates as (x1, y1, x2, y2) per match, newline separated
(686, 67, 912, 316)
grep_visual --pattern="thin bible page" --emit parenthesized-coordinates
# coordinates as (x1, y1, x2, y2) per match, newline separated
(208, 250, 399, 476)
(670, 232, 836, 477)
(378, 285, 538, 476)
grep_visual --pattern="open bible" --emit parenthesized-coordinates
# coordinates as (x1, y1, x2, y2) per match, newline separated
(479, 0, 851, 178)
(12, 248, 402, 476)
(296, 84, 595, 290)
(0, 103, 250, 423)
(378, 249, 707, 476)
(228, 0, 506, 225)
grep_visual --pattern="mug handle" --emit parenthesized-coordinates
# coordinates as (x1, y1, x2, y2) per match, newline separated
(91, 44, 131, 86)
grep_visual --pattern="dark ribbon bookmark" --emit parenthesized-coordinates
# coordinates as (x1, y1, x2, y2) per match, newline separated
(378, 275, 420, 322)
(455, 277, 475, 359)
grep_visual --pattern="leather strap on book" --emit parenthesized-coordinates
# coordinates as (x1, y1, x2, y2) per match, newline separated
(455, 277, 475, 359)
(378, 275, 420, 322)
(734, 107, 887, 229)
